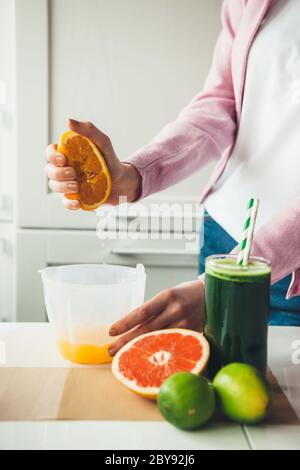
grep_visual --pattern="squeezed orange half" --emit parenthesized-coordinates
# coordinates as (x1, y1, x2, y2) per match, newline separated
(57, 131, 112, 211)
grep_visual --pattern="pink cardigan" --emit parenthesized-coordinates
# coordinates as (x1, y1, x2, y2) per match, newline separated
(126, 0, 300, 299)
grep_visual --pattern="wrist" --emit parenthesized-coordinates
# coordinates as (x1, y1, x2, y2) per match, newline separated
(121, 163, 143, 203)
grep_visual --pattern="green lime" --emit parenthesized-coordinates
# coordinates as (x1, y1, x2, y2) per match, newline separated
(157, 372, 216, 430)
(213, 363, 272, 424)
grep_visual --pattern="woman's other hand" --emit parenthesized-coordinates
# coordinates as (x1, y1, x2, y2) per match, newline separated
(108, 279, 205, 356)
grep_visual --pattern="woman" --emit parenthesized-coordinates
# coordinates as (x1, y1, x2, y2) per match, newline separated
(45, 0, 300, 356)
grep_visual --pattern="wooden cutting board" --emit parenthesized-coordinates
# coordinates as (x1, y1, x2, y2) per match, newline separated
(0, 366, 298, 424)
(0, 366, 162, 421)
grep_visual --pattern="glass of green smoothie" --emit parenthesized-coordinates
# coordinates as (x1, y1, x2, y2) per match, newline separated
(204, 254, 271, 379)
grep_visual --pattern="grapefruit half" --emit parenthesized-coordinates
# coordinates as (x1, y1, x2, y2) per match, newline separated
(111, 329, 210, 400)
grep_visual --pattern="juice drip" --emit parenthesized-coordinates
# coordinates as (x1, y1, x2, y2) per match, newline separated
(57, 326, 117, 364)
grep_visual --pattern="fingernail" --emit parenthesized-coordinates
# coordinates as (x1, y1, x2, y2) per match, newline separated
(69, 118, 79, 126)
(109, 327, 117, 336)
(67, 183, 78, 193)
(70, 201, 79, 209)
(56, 156, 64, 166)
(64, 169, 75, 179)
(108, 346, 116, 356)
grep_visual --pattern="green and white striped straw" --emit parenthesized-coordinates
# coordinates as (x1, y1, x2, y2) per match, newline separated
(237, 197, 260, 266)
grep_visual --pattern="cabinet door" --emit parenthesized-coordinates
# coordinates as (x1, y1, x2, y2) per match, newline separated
(0, 223, 15, 322)
(15, 229, 47, 322)
(16, 229, 198, 321)
(15, 0, 220, 229)
(0, 0, 14, 223)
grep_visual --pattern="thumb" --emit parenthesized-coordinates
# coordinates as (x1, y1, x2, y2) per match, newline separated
(68, 118, 118, 161)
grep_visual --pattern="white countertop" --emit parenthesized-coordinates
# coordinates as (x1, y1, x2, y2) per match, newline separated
(0, 324, 299, 450)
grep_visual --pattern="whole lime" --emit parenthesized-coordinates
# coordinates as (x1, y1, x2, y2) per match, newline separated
(157, 372, 216, 430)
(213, 363, 272, 424)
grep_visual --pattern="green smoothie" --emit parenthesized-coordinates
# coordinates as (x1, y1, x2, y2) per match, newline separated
(204, 255, 271, 379)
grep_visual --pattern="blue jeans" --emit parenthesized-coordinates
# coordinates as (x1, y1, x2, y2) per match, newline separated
(199, 210, 300, 326)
